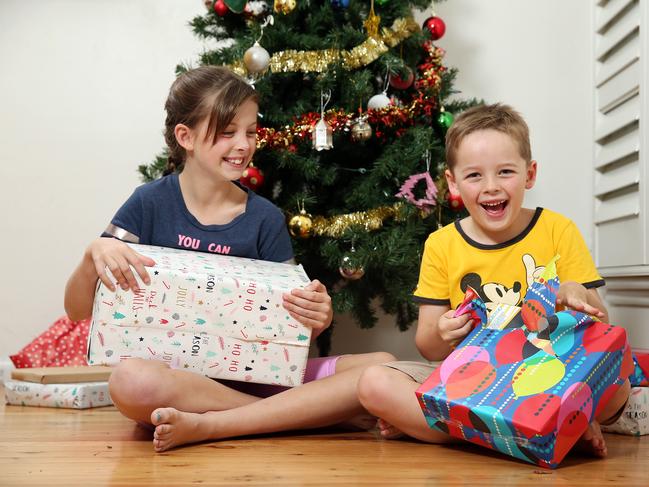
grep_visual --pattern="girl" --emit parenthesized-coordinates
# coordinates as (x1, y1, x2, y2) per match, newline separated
(65, 66, 394, 452)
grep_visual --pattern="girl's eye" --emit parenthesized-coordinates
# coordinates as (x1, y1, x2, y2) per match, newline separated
(247, 131, 257, 137)
(221, 131, 234, 137)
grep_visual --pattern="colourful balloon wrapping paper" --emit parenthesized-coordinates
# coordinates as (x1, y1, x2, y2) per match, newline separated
(415, 256, 634, 468)
(87, 244, 312, 387)
(4, 380, 112, 409)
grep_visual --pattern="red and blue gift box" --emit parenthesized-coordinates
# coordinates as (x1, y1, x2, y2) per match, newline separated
(415, 257, 634, 468)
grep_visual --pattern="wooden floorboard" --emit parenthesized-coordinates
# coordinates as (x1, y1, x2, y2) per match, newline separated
(1, 384, 647, 486)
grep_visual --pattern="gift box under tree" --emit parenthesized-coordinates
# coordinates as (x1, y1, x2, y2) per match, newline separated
(416, 257, 634, 469)
(87, 244, 312, 387)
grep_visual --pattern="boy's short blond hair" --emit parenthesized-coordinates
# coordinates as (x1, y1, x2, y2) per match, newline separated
(445, 103, 532, 171)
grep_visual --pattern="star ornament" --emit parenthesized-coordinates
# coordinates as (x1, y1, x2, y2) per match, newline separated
(395, 172, 438, 210)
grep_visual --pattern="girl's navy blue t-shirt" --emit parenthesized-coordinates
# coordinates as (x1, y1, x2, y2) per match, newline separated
(102, 173, 293, 262)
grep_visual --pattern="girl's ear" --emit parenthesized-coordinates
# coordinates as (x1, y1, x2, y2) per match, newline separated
(174, 124, 194, 151)
(445, 168, 460, 196)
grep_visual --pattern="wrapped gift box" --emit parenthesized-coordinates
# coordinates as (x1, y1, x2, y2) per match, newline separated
(630, 350, 649, 387)
(4, 380, 112, 409)
(602, 387, 649, 436)
(11, 366, 112, 384)
(87, 244, 312, 387)
(0, 356, 15, 386)
(416, 257, 633, 469)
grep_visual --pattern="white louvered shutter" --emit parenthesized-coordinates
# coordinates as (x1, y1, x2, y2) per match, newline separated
(594, 0, 647, 269)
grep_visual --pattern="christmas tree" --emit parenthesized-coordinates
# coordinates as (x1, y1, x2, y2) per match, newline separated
(140, 0, 477, 354)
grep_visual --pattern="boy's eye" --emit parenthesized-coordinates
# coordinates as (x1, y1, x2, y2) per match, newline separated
(466, 173, 480, 179)
(500, 169, 514, 175)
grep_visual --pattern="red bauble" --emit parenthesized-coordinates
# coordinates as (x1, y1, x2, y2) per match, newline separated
(389, 67, 415, 90)
(446, 191, 464, 211)
(240, 165, 264, 191)
(423, 16, 446, 40)
(214, 0, 229, 16)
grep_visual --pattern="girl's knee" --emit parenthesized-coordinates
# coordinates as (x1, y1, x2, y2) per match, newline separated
(109, 358, 169, 408)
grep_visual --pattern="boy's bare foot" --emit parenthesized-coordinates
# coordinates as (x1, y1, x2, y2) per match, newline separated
(574, 421, 607, 458)
(151, 407, 218, 452)
(376, 418, 405, 440)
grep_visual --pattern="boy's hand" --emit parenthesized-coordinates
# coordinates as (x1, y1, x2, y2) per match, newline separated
(556, 281, 605, 319)
(86, 237, 155, 293)
(282, 279, 333, 338)
(438, 309, 473, 348)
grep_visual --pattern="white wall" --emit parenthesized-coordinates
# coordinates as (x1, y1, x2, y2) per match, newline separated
(0, 1, 593, 360)
(0, 0, 207, 356)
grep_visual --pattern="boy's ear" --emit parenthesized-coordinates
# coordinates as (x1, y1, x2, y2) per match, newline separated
(525, 160, 538, 189)
(174, 124, 194, 151)
(445, 168, 460, 195)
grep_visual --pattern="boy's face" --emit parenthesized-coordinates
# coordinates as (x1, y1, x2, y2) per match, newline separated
(445, 129, 537, 243)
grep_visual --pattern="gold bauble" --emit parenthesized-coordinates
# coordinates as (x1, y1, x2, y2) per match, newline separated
(288, 211, 313, 238)
(274, 0, 296, 14)
(350, 118, 372, 142)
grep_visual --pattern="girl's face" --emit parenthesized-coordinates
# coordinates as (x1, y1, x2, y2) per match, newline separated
(445, 129, 537, 244)
(186, 98, 258, 182)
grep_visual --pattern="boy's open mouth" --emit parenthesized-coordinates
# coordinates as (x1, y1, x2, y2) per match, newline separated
(481, 200, 508, 215)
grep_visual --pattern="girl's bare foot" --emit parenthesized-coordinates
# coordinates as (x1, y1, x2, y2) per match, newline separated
(150, 407, 219, 452)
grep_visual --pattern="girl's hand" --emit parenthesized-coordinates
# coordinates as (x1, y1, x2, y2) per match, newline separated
(282, 279, 333, 338)
(557, 281, 606, 319)
(86, 237, 155, 293)
(437, 309, 473, 348)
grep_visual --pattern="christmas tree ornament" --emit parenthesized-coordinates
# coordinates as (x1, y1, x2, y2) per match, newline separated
(244, 15, 274, 76)
(330, 0, 350, 8)
(364, 0, 381, 38)
(288, 202, 313, 238)
(244, 42, 271, 73)
(389, 66, 414, 90)
(395, 151, 438, 211)
(213, 0, 229, 16)
(437, 108, 454, 129)
(446, 191, 465, 211)
(245, 0, 269, 16)
(204, 0, 214, 10)
(339, 245, 365, 280)
(224, 0, 248, 13)
(239, 163, 265, 191)
(350, 115, 372, 142)
(368, 65, 392, 110)
(368, 91, 391, 110)
(423, 15, 446, 40)
(312, 90, 333, 151)
(273, 0, 296, 14)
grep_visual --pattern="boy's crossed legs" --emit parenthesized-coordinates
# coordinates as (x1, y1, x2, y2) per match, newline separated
(108, 352, 394, 452)
(357, 361, 631, 458)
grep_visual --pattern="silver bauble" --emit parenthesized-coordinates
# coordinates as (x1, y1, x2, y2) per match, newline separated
(367, 92, 391, 110)
(244, 42, 270, 74)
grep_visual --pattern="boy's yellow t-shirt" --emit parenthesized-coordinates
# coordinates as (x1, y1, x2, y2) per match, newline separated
(413, 207, 604, 311)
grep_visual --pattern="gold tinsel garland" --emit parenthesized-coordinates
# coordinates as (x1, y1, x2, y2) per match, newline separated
(232, 17, 419, 75)
(310, 203, 404, 238)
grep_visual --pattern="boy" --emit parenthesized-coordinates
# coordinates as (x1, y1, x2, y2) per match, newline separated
(357, 103, 630, 458)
